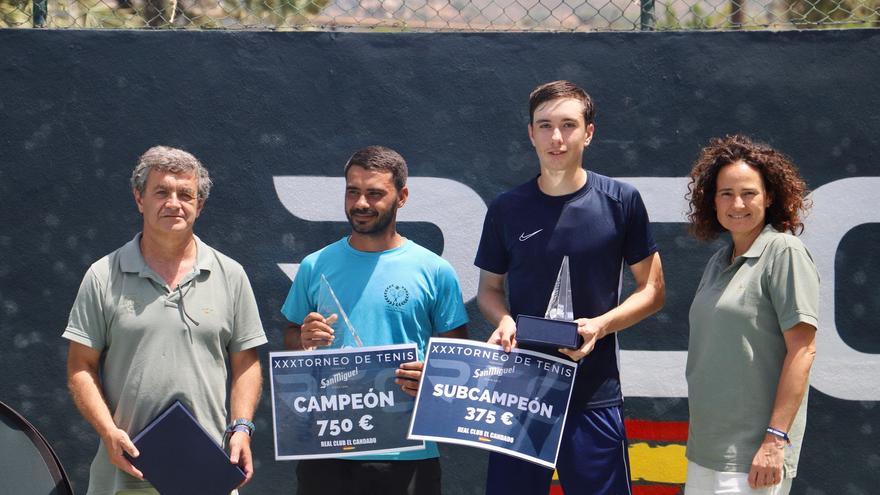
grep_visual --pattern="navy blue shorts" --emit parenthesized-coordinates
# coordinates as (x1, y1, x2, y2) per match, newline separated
(486, 405, 632, 495)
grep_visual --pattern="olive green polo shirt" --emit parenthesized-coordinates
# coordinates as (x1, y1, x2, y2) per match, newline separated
(686, 225, 819, 478)
(63, 234, 267, 495)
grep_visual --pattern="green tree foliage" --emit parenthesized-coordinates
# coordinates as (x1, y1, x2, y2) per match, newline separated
(2, 0, 877, 28)
(784, 0, 880, 27)
(1, 0, 333, 27)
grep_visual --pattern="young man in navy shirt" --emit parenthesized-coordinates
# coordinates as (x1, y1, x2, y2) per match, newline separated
(475, 80, 666, 494)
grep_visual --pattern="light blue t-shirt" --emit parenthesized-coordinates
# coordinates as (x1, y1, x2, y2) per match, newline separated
(281, 237, 469, 460)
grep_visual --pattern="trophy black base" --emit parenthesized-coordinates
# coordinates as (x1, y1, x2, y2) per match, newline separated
(515, 314, 582, 350)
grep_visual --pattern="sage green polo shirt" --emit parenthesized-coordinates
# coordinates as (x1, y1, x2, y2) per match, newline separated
(686, 225, 819, 478)
(63, 234, 267, 495)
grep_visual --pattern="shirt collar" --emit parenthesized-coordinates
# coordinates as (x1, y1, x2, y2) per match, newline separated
(739, 224, 778, 259)
(119, 233, 214, 277)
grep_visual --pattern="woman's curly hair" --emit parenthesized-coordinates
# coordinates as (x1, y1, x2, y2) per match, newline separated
(686, 134, 811, 241)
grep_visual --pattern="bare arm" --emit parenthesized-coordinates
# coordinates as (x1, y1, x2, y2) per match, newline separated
(438, 325, 468, 340)
(395, 324, 469, 397)
(748, 323, 817, 489)
(67, 341, 143, 479)
(477, 270, 517, 352)
(560, 252, 665, 361)
(284, 322, 304, 350)
(228, 348, 262, 486)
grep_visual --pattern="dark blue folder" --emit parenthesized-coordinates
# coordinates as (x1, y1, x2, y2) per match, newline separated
(125, 401, 245, 495)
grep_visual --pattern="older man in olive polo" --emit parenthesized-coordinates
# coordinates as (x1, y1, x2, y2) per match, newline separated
(63, 146, 267, 495)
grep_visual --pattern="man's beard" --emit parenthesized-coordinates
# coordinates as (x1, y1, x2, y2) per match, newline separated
(346, 202, 397, 236)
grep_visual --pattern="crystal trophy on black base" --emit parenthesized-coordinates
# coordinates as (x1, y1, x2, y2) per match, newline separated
(515, 256, 581, 350)
(316, 274, 363, 349)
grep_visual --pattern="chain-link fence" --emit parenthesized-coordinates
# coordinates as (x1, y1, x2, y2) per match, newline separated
(1, 0, 879, 31)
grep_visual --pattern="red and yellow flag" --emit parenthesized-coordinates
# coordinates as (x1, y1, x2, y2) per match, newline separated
(549, 419, 688, 495)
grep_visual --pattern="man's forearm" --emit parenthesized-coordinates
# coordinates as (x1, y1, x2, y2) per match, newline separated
(595, 279, 664, 335)
(594, 252, 665, 335)
(68, 368, 118, 438)
(230, 349, 262, 420)
(477, 284, 513, 327)
(284, 323, 304, 350)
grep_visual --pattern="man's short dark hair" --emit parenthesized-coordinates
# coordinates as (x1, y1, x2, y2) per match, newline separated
(529, 80, 596, 125)
(343, 146, 408, 191)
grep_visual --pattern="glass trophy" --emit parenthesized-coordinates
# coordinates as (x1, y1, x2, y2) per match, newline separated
(545, 255, 574, 321)
(316, 274, 363, 349)
(515, 256, 580, 350)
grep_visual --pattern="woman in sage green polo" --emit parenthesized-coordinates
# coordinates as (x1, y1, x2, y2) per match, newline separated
(683, 135, 819, 495)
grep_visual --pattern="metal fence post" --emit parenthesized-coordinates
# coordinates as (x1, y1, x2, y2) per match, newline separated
(640, 0, 655, 30)
(33, 0, 47, 27)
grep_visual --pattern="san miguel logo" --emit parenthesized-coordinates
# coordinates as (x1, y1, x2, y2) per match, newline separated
(384, 284, 410, 308)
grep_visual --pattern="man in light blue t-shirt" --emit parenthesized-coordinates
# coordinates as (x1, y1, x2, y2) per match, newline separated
(281, 145, 468, 495)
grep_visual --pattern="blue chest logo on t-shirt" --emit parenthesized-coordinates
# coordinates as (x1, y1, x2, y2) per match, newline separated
(384, 284, 410, 308)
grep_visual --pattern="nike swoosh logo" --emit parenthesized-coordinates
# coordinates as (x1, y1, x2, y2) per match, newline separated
(518, 229, 543, 241)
